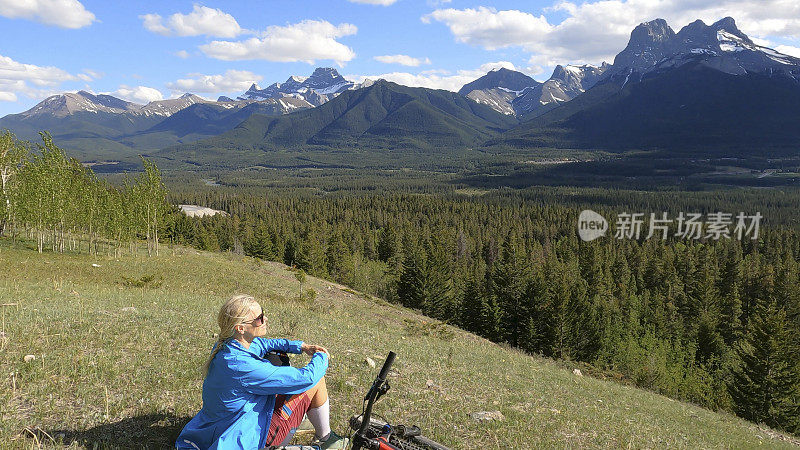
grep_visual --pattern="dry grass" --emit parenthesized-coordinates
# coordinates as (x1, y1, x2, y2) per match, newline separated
(0, 239, 798, 449)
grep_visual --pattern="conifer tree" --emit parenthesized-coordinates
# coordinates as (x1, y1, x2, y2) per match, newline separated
(490, 233, 529, 347)
(397, 241, 425, 310)
(460, 273, 485, 334)
(397, 236, 453, 319)
(377, 225, 398, 262)
(730, 301, 800, 433)
(246, 221, 275, 260)
(326, 232, 353, 285)
(718, 244, 743, 345)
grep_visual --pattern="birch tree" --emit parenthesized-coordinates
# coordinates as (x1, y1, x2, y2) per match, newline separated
(0, 130, 28, 237)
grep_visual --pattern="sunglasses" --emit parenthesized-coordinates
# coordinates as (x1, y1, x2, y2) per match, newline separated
(243, 312, 265, 326)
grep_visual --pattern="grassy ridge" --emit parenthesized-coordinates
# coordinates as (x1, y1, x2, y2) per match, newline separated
(0, 240, 797, 449)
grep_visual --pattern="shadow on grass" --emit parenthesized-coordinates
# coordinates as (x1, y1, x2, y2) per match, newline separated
(37, 413, 191, 449)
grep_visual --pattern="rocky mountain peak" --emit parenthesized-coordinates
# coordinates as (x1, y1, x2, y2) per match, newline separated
(309, 67, 342, 78)
(237, 67, 356, 106)
(511, 63, 609, 117)
(550, 64, 608, 85)
(630, 19, 675, 45)
(713, 17, 739, 32)
(458, 68, 539, 96)
(612, 19, 676, 72)
(605, 16, 800, 87)
(551, 65, 568, 78)
(20, 91, 138, 118)
(302, 67, 351, 93)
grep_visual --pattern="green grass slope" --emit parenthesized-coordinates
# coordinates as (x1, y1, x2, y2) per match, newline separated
(0, 240, 798, 449)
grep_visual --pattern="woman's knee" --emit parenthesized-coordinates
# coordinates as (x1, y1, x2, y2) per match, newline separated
(305, 376, 326, 395)
(308, 377, 329, 407)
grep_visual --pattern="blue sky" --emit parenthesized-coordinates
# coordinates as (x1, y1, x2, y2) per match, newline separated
(1, 0, 799, 116)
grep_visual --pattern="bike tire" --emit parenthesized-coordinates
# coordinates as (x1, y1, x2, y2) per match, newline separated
(353, 417, 451, 450)
(407, 435, 450, 450)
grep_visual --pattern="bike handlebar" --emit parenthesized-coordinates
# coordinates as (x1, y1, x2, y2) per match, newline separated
(351, 351, 452, 450)
(353, 351, 398, 450)
(378, 351, 396, 381)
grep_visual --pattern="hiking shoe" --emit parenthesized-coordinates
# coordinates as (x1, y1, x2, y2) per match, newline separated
(313, 431, 349, 450)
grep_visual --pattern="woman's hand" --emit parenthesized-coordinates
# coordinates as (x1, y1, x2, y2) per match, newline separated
(301, 343, 329, 356)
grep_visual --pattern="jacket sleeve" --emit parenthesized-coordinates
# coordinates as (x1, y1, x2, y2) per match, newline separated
(238, 351, 329, 396)
(255, 338, 304, 357)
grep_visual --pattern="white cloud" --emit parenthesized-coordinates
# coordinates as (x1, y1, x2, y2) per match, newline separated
(348, 0, 398, 5)
(0, 0, 94, 29)
(349, 72, 465, 92)
(0, 80, 26, 102)
(775, 45, 800, 58)
(374, 55, 431, 66)
(75, 69, 100, 83)
(0, 91, 17, 102)
(423, 7, 553, 50)
(83, 69, 103, 80)
(425, 2, 800, 67)
(349, 61, 520, 92)
(141, 5, 243, 38)
(166, 70, 263, 94)
(200, 20, 357, 65)
(0, 53, 78, 102)
(175, 50, 191, 59)
(110, 85, 164, 104)
(749, 36, 773, 47)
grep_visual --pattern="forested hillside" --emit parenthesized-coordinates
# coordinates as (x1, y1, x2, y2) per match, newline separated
(166, 186, 800, 434)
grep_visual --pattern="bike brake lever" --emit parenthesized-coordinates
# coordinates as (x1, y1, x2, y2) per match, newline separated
(364, 379, 391, 403)
(374, 381, 390, 402)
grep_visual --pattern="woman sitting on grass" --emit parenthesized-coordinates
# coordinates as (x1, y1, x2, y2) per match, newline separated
(176, 294, 348, 450)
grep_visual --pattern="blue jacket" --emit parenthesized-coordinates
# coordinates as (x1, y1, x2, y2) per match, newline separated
(176, 338, 329, 449)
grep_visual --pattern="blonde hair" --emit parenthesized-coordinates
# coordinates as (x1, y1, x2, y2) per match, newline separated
(203, 294, 260, 376)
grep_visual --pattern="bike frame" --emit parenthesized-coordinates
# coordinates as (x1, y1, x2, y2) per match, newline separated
(351, 351, 402, 450)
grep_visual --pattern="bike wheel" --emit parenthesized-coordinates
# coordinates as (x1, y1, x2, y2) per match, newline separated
(351, 417, 451, 450)
(406, 435, 451, 450)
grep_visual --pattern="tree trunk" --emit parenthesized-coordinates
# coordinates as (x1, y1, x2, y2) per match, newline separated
(0, 168, 10, 238)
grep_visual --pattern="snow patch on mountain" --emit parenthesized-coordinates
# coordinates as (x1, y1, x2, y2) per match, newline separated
(237, 67, 359, 107)
(717, 30, 751, 52)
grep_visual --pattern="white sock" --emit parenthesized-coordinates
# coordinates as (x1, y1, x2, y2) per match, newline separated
(307, 398, 331, 440)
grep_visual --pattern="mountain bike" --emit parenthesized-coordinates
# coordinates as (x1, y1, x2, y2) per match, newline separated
(348, 352, 451, 450)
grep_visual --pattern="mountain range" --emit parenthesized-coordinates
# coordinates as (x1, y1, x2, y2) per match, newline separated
(238, 67, 373, 106)
(493, 17, 800, 153)
(458, 64, 611, 118)
(0, 68, 361, 160)
(158, 80, 518, 164)
(1, 16, 799, 171)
